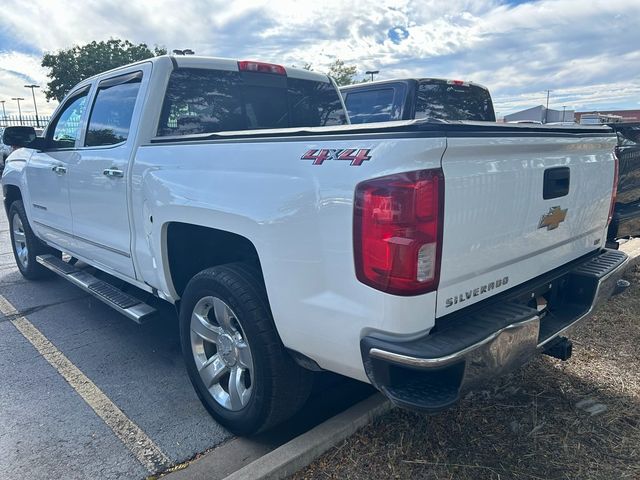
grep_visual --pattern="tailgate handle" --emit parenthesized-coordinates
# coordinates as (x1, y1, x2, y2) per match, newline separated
(543, 167, 570, 199)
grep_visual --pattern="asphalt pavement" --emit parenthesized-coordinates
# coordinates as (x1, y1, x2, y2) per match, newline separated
(0, 207, 372, 479)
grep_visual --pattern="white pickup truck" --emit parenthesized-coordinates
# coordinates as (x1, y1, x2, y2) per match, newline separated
(2, 55, 630, 435)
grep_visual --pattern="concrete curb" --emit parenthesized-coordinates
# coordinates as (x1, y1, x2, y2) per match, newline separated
(223, 394, 393, 480)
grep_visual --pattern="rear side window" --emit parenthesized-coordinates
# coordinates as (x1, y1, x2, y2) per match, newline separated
(85, 72, 142, 147)
(343, 88, 403, 124)
(415, 80, 495, 122)
(157, 68, 346, 136)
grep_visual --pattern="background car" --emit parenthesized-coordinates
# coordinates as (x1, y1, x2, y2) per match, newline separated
(0, 127, 13, 171)
(607, 122, 640, 245)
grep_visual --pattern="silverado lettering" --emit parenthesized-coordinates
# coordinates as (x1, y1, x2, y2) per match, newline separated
(444, 277, 510, 308)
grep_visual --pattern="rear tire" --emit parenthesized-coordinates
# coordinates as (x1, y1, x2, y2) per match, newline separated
(8, 200, 58, 280)
(179, 263, 313, 435)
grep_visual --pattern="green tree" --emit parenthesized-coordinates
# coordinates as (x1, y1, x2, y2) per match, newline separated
(41, 39, 166, 101)
(327, 59, 360, 86)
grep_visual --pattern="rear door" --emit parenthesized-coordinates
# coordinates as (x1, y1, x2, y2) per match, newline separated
(436, 128, 617, 316)
(26, 87, 90, 250)
(67, 65, 148, 278)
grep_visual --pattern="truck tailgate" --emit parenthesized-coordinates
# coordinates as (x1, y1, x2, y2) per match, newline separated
(436, 132, 617, 317)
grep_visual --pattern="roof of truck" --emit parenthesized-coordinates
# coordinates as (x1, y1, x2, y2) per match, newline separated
(79, 55, 332, 84)
(340, 77, 490, 92)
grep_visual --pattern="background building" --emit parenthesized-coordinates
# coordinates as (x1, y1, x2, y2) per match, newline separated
(504, 105, 575, 123)
(575, 109, 640, 123)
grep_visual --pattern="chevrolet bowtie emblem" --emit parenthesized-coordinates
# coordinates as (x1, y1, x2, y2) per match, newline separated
(539, 206, 568, 230)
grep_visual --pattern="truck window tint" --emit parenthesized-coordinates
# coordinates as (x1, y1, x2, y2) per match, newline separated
(288, 78, 346, 127)
(50, 92, 88, 149)
(415, 81, 495, 122)
(157, 68, 346, 136)
(85, 78, 142, 147)
(158, 69, 245, 136)
(343, 88, 399, 124)
(243, 83, 289, 129)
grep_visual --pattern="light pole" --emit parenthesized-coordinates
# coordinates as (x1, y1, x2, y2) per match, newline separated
(11, 97, 25, 125)
(365, 70, 379, 82)
(24, 84, 41, 127)
(544, 90, 552, 124)
(562, 105, 566, 123)
(0, 100, 6, 125)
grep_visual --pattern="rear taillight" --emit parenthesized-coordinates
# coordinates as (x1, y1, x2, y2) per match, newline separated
(608, 149, 619, 225)
(354, 169, 444, 296)
(238, 60, 286, 75)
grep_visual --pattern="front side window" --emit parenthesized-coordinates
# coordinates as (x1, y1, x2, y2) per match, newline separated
(50, 90, 89, 148)
(85, 73, 142, 147)
(157, 68, 347, 137)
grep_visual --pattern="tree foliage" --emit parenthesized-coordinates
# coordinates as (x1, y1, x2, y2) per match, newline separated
(327, 60, 360, 86)
(41, 39, 166, 101)
(296, 60, 364, 86)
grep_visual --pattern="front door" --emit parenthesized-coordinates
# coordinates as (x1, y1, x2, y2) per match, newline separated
(26, 87, 90, 250)
(67, 69, 146, 279)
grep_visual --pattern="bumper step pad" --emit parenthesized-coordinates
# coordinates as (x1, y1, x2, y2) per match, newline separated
(36, 254, 156, 324)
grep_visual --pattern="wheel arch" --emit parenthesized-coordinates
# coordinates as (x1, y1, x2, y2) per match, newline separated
(3, 184, 23, 216)
(163, 222, 265, 299)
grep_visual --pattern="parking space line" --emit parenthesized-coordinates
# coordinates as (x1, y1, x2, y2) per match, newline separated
(0, 294, 171, 473)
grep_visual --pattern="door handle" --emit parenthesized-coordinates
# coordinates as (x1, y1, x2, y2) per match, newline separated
(543, 167, 570, 199)
(103, 168, 124, 178)
(51, 165, 67, 175)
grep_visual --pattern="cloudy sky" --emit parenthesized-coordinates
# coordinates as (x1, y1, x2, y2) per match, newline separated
(1, 0, 639, 118)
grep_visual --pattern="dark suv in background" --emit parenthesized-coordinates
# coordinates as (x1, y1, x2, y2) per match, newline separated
(340, 78, 496, 124)
(608, 122, 640, 244)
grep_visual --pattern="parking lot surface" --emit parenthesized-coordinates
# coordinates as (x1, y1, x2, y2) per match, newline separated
(0, 208, 372, 479)
(0, 209, 233, 479)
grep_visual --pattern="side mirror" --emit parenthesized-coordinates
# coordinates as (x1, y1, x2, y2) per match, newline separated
(2, 126, 37, 148)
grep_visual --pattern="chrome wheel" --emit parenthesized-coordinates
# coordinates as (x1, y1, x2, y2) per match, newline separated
(11, 213, 28, 269)
(190, 296, 254, 411)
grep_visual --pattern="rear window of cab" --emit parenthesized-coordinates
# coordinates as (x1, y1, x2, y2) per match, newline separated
(157, 68, 346, 136)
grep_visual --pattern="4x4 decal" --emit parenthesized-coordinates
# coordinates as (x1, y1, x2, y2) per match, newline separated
(301, 148, 371, 166)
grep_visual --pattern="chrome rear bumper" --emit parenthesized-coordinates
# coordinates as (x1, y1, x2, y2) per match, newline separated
(361, 249, 630, 412)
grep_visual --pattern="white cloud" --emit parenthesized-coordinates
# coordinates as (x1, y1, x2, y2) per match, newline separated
(1, 0, 639, 118)
(0, 52, 54, 115)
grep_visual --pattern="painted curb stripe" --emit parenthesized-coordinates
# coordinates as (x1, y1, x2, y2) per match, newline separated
(0, 294, 171, 473)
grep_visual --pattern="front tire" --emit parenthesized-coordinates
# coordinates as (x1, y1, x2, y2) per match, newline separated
(179, 264, 313, 435)
(8, 200, 57, 280)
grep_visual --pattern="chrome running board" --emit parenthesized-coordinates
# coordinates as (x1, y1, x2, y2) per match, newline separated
(36, 254, 156, 324)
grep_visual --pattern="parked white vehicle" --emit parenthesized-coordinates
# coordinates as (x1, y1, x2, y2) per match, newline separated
(0, 127, 12, 170)
(2, 55, 629, 434)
